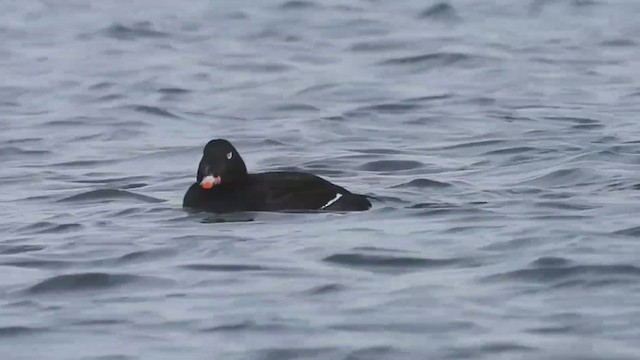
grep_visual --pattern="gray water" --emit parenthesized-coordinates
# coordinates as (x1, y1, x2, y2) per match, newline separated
(2, 0, 640, 359)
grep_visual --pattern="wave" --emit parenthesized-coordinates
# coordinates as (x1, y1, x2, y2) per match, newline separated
(58, 189, 164, 204)
(25, 272, 172, 294)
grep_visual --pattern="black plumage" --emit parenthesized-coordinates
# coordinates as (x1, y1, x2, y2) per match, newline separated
(183, 139, 371, 213)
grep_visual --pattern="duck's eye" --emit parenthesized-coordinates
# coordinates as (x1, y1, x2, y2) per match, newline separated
(227, 152, 233, 160)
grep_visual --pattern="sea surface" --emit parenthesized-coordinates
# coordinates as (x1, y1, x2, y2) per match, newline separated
(2, 0, 640, 359)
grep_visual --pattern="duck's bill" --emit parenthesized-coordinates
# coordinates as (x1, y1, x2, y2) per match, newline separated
(200, 175, 222, 189)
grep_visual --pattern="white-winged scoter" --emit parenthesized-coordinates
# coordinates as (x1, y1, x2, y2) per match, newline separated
(182, 139, 372, 213)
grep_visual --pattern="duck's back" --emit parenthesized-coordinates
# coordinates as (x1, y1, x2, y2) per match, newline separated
(252, 171, 370, 211)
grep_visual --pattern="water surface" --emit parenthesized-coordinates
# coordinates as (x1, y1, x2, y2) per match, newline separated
(2, 1, 640, 359)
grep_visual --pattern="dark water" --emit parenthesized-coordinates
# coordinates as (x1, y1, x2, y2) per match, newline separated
(2, 0, 640, 359)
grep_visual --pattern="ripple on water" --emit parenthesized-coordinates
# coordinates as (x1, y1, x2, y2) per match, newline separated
(278, 0, 318, 10)
(25, 272, 173, 294)
(379, 52, 490, 71)
(100, 22, 170, 40)
(82, 355, 137, 360)
(58, 189, 165, 204)
(482, 146, 540, 156)
(533, 201, 595, 211)
(271, 103, 320, 113)
(1, 137, 43, 145)
(71, 175, 149, 185)
(444, 342, 536, 359)
(126, 105, 180, 119)
(600, 38, 637, 47)
(350, 39, 412, 53)
(485, 257, 640, 288)
(2, 259, 72, 270)
(0, 244, 45, 255)
(49, 159, 120, 168)
(71, 318, 130, 327)
(19, 222, 82, 234)
(87, 81, 114, 90)
(224, 61, 294, 73)
(0, 146, 51, 158)
(245, 347, 340, 360)
(83, 248, 180, 267)
(0, 326, 49, 338)
(346, 147, 404, 155)
(157, 87, 191, 94)
(199, 320, 287, 333)
(418, 2, 460, 21)
(406, 202, 487, 217)
(613, 226, 640, 237)
(331, 319, 475, 334)
(345, 346, 408, 360)
(323, 252, 466, 273)
(43, 118, 93, 127)
(353, 102, 422, 115)
(403, 94, 453, 103)
(180, 263, 272, 272)
(303, 283, 346, 296)
(516, 167, 602, 188)
(359, 160, 424, 172)
(440, 139, 505, 150)
(391, 178, 452, 189)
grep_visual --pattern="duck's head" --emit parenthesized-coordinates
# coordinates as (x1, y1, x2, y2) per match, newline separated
(196, 139, 247, 189)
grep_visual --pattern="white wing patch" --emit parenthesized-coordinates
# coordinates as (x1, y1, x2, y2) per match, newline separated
(320, 193, 343, 209)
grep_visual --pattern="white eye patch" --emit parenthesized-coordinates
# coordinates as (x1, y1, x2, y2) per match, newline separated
(227, 152, 233, 160)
